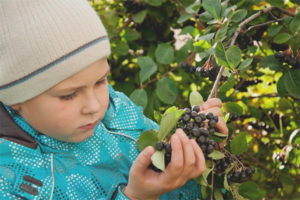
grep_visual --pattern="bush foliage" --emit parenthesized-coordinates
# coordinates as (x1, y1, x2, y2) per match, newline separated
(91, 0, 300, 199)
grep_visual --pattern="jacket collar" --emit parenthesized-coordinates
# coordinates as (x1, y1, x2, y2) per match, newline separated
(0, 103, 38, 149)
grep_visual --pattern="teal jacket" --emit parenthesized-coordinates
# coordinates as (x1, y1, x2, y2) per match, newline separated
(0, 85, 202, 200)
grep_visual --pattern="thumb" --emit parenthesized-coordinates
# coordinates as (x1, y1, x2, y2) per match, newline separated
(131, 146, 155, 174)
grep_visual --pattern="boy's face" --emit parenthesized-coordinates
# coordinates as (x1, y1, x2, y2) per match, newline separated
(12, 58, 110, 143)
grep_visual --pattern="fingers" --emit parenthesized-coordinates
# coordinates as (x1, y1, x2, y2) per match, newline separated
(201, 107, 222, 117)
(200, 98, 222, 111)
(165, 132, 184, 176)
(177, 130, 196, 176)
(131, 146, 155, 176)
(190, 139, 206, 178)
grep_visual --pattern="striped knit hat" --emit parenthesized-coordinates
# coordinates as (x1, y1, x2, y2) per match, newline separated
(0, 0, 111, 105)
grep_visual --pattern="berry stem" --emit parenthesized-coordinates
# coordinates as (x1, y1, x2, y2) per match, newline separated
(210, 159, 214, 200)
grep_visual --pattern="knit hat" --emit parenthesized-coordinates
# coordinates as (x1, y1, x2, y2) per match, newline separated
(0, 0, 111, 105)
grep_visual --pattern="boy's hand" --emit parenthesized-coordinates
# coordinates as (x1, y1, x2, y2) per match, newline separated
(200, 98, 228, 147)
(123, 98, 228, 200)
(124, 129, 206, 200)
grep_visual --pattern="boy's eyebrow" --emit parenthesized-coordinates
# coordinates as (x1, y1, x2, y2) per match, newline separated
(52, 69, 110, 93)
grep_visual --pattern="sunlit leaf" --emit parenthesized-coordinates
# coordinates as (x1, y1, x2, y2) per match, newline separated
(151, 150, 165, 171)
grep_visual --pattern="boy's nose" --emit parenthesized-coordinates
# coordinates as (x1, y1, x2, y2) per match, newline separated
(81, 91, 101, 115)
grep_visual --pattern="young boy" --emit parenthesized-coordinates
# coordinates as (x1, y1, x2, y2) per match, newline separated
(0, 0, 228, 199)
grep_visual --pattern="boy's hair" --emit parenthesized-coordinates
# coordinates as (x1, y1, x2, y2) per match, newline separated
(0, 0, 111, 105)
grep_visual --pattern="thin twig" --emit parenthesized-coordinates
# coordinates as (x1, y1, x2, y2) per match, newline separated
(140, 66, 179, 89)
(208, 6, 275, 99)
(277, 7, 296, 17)
(210, 159, 214, 200)
(246, 19, 282, 32)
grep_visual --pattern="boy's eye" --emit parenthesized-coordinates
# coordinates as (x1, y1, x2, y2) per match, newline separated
(60, 92, 77, 100)
(96, 78, 107, 85)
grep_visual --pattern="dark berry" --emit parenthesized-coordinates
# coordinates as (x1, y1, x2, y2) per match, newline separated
(184, 108, 191, 114)
(197, 135, 206, 144)
(213, 115, 219, 122)
(199, 128, 209, 136)
(165, 143, 172, 153)
(191, 111, 198, 119)
(182, 114, 191, 122)
(206, 112, 214, 120)
(155, 141, 164, 151)
(192, 127, 200, 137)
(195, 116, 202, 123)
(208, 120, 217, 128)
(185, 122, 194, 130)
(199, 113, 206, 121)
(207, 144, 214, 153)
(208, 128, 215, 134)
(192, 105, 200, 113)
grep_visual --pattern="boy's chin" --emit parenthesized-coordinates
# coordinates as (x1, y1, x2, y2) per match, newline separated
(57, 130, 95, 143)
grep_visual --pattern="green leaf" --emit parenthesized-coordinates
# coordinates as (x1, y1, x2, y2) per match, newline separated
(151, 150, 165, 171)
(213, 132, 228, 138)
(208, 150, 225, 160)
(270, 0, 284, 6)
(224, 162, 236, 190)
(177, 14, 193, 23)
(226, 46, 241, 68)
(199, 11, 214, 22)
(137, 130, 159, 151)
(215, 42, 229, 67)
(248, 106, 262, 120)
(144, 0, 164, 6)
(114, 41, 129, 56)
(214, 188, 224, 200)
(260, 55, 281, 71)
(163, 106, 178, 116)
(219, 74, 235, 93)
(178, 0, 195, 7)
(289, 12, 300, 33)
(277, 75, 288, 97)
(239, 182, 265, 200)
(215, 22, 228, 42)
(175, 39, 193, 63)
(267, 24, 282, 37)
(231, 9, 247, 22)
(156, 78, 178, 104)
(189, 91, 204, 107)
(194, 168, 213, 186)
(155, 43, 174, 64)
(197, 33, 215, 42)
(154, 110, 162, 124)
(180, 25, 195, 35)
(129, 89, 148, 109)
(124, 29, 140, 41)
(138, 56, 158, 83)
(186, 2, 201, 14)
(282, 69, 300, 99)
(203, 0, 222, 19)
(278, 98, 293, 111)
(134, 10, 147, 23)
(238, 58, 253, 72)
(224, 102, 243, 116)
(230, 132, 248, 155)
(158, 109, 185, 140)
(274, 33, 292, 44)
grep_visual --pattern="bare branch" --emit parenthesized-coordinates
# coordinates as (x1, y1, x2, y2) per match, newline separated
(208, 6, 276, 99)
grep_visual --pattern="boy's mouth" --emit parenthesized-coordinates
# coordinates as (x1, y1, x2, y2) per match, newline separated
(79, 120, 98, 130)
